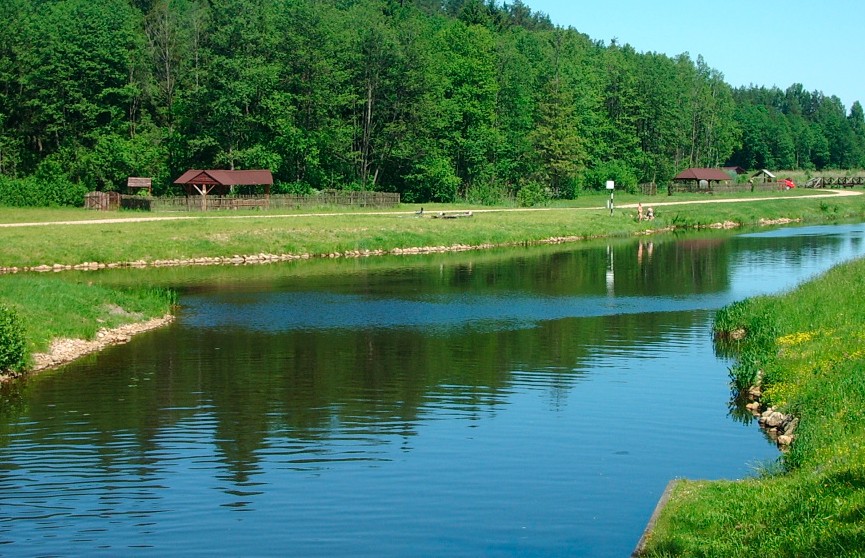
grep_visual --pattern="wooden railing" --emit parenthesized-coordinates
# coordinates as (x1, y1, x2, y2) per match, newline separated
(804, 177, 865, 188)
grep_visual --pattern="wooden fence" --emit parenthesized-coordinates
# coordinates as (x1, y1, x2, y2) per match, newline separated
(668, 182, 788, 195)
(639, 182, 657, 196)
(117, 191, 401, 212)
(804, 176, 865, 188)
(85, 191, 121, 210)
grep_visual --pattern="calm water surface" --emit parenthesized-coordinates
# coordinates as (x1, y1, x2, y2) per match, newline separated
(2, 223, 865, 557)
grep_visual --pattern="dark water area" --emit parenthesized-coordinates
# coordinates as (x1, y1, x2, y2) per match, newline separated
(2, 223, 865, 557)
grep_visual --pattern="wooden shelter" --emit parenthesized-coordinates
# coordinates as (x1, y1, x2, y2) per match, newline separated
(672, 168, 732, 191)
(750, 169, 776, 183)
(173, 169, 273, 210)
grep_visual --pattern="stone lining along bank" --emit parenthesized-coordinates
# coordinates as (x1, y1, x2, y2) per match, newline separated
(0, 314, 175, 383)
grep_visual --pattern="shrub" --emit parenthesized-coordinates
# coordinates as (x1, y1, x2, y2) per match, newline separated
(516, 180, 550, 207)
(405, 155, 460, 203)
(582, 160, 639, 193)
(0, 160, 88, 207)
(0, 305, 26, 374)
(465, 180, 508, 206)
(274, 180, 314, 195)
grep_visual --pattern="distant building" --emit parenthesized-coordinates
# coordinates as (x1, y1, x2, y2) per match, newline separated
(173, 169, 274, 197)
(673, 168, 732, 188)
(750, 169, 776, 183)
(723, 166, 746, 176)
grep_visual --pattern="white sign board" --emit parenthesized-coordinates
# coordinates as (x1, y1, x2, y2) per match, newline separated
(605, 180, 615, 190)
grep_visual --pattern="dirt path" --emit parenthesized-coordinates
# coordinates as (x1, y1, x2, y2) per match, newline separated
(613, 188, 861, 209)
(0, 189, 858, 228)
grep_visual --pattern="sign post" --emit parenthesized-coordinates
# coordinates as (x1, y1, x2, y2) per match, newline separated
(606, 180, 615, 215)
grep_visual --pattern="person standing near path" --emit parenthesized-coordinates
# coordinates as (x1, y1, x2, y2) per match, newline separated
(637, 202, 644, 221)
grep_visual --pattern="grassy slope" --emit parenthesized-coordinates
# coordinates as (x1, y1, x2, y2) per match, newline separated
(0, 190, 862, 269)
(642, 259, 865, 557)
(0, 190, 864, 370)
(0, 275, 175, 358)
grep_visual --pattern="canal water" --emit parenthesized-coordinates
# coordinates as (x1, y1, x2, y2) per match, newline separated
(2, 222, 865, 557)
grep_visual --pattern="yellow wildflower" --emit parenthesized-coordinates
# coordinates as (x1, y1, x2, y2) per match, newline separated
(777, 331, 816, 346)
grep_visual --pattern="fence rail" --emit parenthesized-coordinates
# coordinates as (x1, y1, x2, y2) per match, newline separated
(668, 182, 788, 195)
(804, 176, 865, 188)
(118, 191, 401, 212)
(639, 182, 657, 196)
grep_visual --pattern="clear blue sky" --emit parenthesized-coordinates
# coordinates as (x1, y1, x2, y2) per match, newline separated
(525, 0, 863, 112)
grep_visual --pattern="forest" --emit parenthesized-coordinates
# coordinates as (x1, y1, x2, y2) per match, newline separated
(0, 0, 863, 205)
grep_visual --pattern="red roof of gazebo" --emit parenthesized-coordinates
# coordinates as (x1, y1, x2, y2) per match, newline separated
(174, 169, 273, 186)
(673, 168, 731, 181)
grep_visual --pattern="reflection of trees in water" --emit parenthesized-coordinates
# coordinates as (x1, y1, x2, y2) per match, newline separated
(0, 380, 28, 433)
(0, 303, 707, 492)
(727, 390, 758, 426)
(0, 232, 754, 494)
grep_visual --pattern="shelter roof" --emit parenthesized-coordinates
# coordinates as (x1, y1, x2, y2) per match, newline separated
(673, 168, 732, 181)
(174, 169, 273, 186)
(751, 169, 776, 179)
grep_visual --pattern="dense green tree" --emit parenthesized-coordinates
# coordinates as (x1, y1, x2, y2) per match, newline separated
(432, 21, 501, 197)
(598, 43, 641, 171)
(0, 0, 28, 175)
(632, 52, 687, 183)
(0, 0, 862, 205)
(530, 74, 583, 195)
(488, 27, 540, 192)
(685, 56, 739, 168)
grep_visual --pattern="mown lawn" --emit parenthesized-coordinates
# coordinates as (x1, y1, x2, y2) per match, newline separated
(0, 190, 862, 269)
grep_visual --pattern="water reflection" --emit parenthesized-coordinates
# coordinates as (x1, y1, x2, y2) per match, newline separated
(2, 222, 865, 557)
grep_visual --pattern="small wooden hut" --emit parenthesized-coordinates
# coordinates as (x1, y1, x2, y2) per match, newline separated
(127, 177, 153, 196)
(750, 169, 776, 183)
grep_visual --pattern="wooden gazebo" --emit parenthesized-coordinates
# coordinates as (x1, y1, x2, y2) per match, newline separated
(672, 168, 732, 191)
(173, 169, 273, 210)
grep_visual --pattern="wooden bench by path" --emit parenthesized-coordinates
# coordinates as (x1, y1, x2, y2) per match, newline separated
(431, 211, 474, 219)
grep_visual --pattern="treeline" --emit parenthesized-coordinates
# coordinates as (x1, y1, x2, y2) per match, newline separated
(0, 0, 862, 205)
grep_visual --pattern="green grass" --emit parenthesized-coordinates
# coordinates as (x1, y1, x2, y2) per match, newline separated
(640, 258, 865, 557)
(0, 275, 175, 358)
(0, 190, 863, 269)
(1, 189, 864, 377)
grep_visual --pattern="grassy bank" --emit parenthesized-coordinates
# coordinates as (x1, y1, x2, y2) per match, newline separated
(0, 190, 862, 269)
(0, 190, 863, 377)
(640, 258, 865, 557)
(0, 274, 175, 366)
